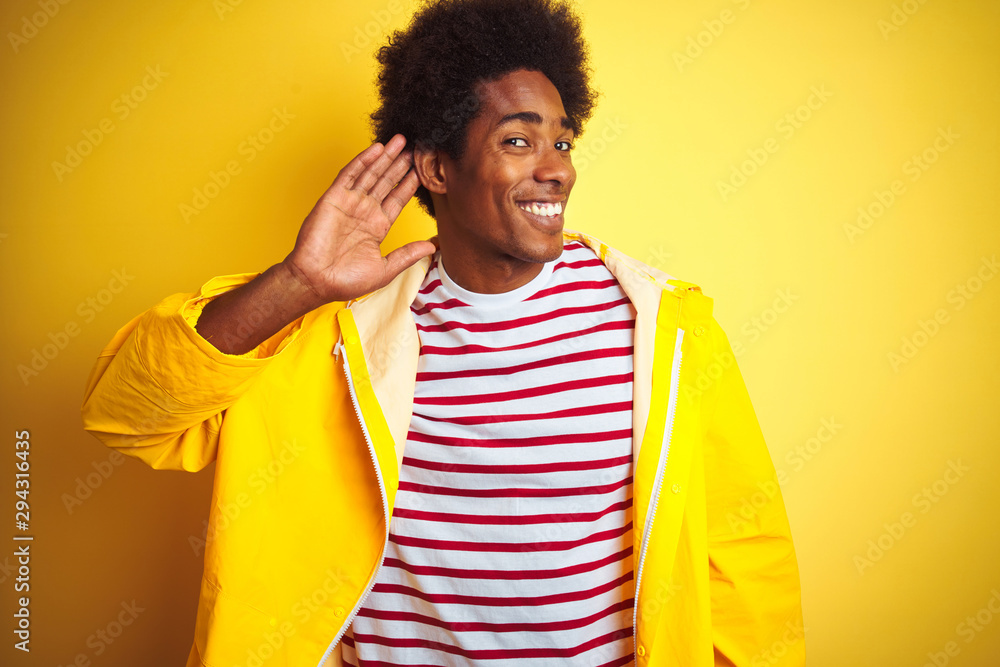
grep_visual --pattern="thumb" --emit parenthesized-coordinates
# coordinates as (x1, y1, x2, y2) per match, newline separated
(381, 240, 437, 286)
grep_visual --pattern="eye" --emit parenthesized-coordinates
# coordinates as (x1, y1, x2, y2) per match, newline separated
(556, 140, 573, 152)
(504, 137, 529, 147)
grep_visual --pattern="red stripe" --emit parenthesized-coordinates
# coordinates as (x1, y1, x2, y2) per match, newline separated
(419, 319, 634, 356)
(371, 571, 632, 607)
(407, 428, 632, 448)
(350, 627, 632, 660)
(416, 297, 631, 334)
(381, 546, 633, 581)
(357, 597, 632, 633)
(388, 522, 631, 553)
(414, 373, 632, 406)
(410, 298, 468, 316)
(401, 454, 631, 475)
(397, 475, 632, 499)
(391, 498, 633, 526)
(413, 400, 632, 426)
(418, 277, 442, 294)
(525, 278, 621, 302)
(415, 346, 632, 381)
(553, 258, 604, 272)
(555, 257, 605, 270)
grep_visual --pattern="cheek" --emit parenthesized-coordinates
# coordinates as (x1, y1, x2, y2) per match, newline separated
(493, 164, 523, 199)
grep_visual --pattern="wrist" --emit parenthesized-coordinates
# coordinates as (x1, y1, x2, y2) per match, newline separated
(275, 260, 329, 314)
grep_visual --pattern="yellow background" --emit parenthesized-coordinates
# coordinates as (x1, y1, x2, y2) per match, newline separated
(1, 0, 998, 664)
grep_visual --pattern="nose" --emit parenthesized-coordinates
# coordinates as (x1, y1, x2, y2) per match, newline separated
(534, 143, 575, 189)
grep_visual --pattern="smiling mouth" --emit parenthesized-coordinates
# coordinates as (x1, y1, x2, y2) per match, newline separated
(516, 200, 564, 218)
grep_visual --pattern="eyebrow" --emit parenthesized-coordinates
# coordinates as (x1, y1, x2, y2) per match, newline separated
(495, 111, 574, 131)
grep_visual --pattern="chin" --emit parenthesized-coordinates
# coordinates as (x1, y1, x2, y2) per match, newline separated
(517, 236, 565, 264)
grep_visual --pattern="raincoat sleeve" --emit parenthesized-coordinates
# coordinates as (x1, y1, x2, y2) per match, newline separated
(702, 325, 805, 666)
(81, 273, 305, 472)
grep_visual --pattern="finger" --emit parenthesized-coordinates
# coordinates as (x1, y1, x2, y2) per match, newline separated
(329, 141, 386, 194)
(381, 240, 438, 285)
(381, 167, 421, 222)
(353, 134, 406, 195)
(368, 148, 414, 203)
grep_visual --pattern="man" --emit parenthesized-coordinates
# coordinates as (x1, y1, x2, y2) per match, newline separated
(82, 0, 804, 665)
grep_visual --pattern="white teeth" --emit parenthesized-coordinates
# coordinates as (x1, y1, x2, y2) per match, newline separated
(520, 201, 562, 217)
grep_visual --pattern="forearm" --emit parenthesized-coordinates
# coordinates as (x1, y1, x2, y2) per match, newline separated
(195, 261, 326, 355)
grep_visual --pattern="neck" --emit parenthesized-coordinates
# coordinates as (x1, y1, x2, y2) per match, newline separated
(437, 238, 546, 293)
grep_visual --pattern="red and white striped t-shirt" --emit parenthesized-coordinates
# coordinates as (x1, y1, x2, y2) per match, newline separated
(342, 240, 637, 666)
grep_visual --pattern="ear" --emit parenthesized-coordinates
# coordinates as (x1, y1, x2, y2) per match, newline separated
(413, 142, 448, 195)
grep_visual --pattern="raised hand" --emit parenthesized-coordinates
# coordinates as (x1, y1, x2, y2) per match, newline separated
(195, 134, 435, 355)
(282, 133, 436, 304)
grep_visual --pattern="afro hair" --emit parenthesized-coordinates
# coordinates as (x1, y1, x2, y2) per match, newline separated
(369, 0, 599, 217)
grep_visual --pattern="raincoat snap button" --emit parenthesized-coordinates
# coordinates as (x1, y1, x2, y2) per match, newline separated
(693, 325, 705, 337)
(334, 606, 346, 618)
(637, 645, 646, 657)
(671, 483, 681, 494)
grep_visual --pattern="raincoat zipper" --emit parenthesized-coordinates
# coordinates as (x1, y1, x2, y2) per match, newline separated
(316, 340, 391, 667)
(632, 329, 685, 664)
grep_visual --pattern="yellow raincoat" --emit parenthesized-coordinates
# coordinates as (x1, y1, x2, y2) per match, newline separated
(82, 231, 804, 667)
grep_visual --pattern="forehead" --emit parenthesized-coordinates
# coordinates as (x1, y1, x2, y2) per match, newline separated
(473, 69, 571, 132)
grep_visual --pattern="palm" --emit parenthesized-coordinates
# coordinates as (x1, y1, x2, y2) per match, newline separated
(285, 134, 435, 303)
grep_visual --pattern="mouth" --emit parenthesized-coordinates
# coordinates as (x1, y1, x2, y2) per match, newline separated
(515, 199, 566, 229)
(516, 200, 563, 217)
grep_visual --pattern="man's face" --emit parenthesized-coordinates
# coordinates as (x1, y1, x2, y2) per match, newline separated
(424, 68, 577, 292)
